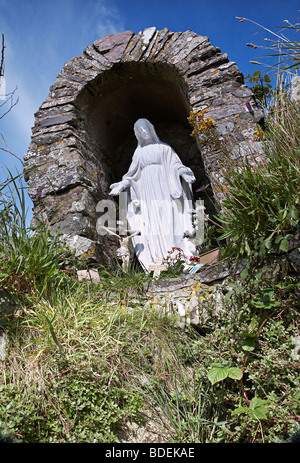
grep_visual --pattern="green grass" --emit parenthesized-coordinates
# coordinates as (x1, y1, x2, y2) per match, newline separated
(0, 50, 299, 443)
(1, 264, 298, 443)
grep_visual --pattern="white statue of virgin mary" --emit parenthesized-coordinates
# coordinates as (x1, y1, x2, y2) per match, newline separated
(109, 118, 196, 271)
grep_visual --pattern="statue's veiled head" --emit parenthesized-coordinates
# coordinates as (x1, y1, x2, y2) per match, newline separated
(134, 118, 161, 147)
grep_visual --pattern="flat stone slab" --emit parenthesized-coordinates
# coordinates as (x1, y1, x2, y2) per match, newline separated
(0, 289, 21, 361)
(194, 262, 230, 283)
(144, 276, 195, 293)
(0, 290, 19, 324)
(144, 262, 230, 293)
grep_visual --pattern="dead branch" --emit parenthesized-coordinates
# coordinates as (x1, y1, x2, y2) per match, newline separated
(0, 34, 4, 78)
(0, 34, 19, 120)
(0, 86, 19, 119)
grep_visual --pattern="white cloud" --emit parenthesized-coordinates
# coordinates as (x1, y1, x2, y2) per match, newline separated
(93, 0, 126, 38)
(2, 52, 39, 143)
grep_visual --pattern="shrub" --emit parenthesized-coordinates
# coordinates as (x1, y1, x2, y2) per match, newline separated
(0, 172, 69, 297)
(217, 93, 299, 261)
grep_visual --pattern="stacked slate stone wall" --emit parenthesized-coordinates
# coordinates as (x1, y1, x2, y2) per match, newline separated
(24, 27, 264, 263)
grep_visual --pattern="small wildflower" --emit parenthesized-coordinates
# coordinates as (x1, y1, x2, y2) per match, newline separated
(245, 101, 254, 113)
(196, 184, 210, 193)
(171, 247, 181, 252)
(183, 230, 195, 239)
(36, 188, 43, 198)
(254, 128, 264, 141)
(188, 109, 215, 140)
(189, 256, 200, 263)
(169, 247, 183, 259)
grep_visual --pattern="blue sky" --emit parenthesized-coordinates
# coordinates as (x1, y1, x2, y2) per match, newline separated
(0, 0, 299, 222)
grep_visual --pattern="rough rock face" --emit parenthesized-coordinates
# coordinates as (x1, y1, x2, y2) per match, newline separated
(24, 27, 264, 263)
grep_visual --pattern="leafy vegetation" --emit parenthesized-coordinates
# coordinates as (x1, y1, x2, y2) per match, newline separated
(0, 18, 299, 443)
(0, 172, 69, 298)
(217, 92, 299, 263)
(0, 137, 299, 444)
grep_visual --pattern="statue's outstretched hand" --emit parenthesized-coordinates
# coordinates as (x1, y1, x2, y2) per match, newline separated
(180, 167, 196, 184)
(109, 181, 128, 196)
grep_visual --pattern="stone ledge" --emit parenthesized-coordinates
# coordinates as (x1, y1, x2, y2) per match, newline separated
(144, 276, 195, 293)
(144, 262, 230, 293)
(194, 262, 230, 283)
(142, 262, 231, 326)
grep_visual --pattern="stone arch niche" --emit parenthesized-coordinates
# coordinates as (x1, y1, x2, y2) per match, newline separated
(24, 27, 264, 263)
(76, 59, 201, 193)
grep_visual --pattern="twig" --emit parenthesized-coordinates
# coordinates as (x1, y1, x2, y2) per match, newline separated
(0, 145, 23, 165)
(0, 88, 19, 119)
(236, 17, 291, 43)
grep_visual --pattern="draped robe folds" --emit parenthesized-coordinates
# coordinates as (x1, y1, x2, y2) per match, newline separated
(120, 141, 196, 271)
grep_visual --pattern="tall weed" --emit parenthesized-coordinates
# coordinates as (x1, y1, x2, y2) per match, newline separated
(217, 93, 299, 260)
(0, 171, 68, 296)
